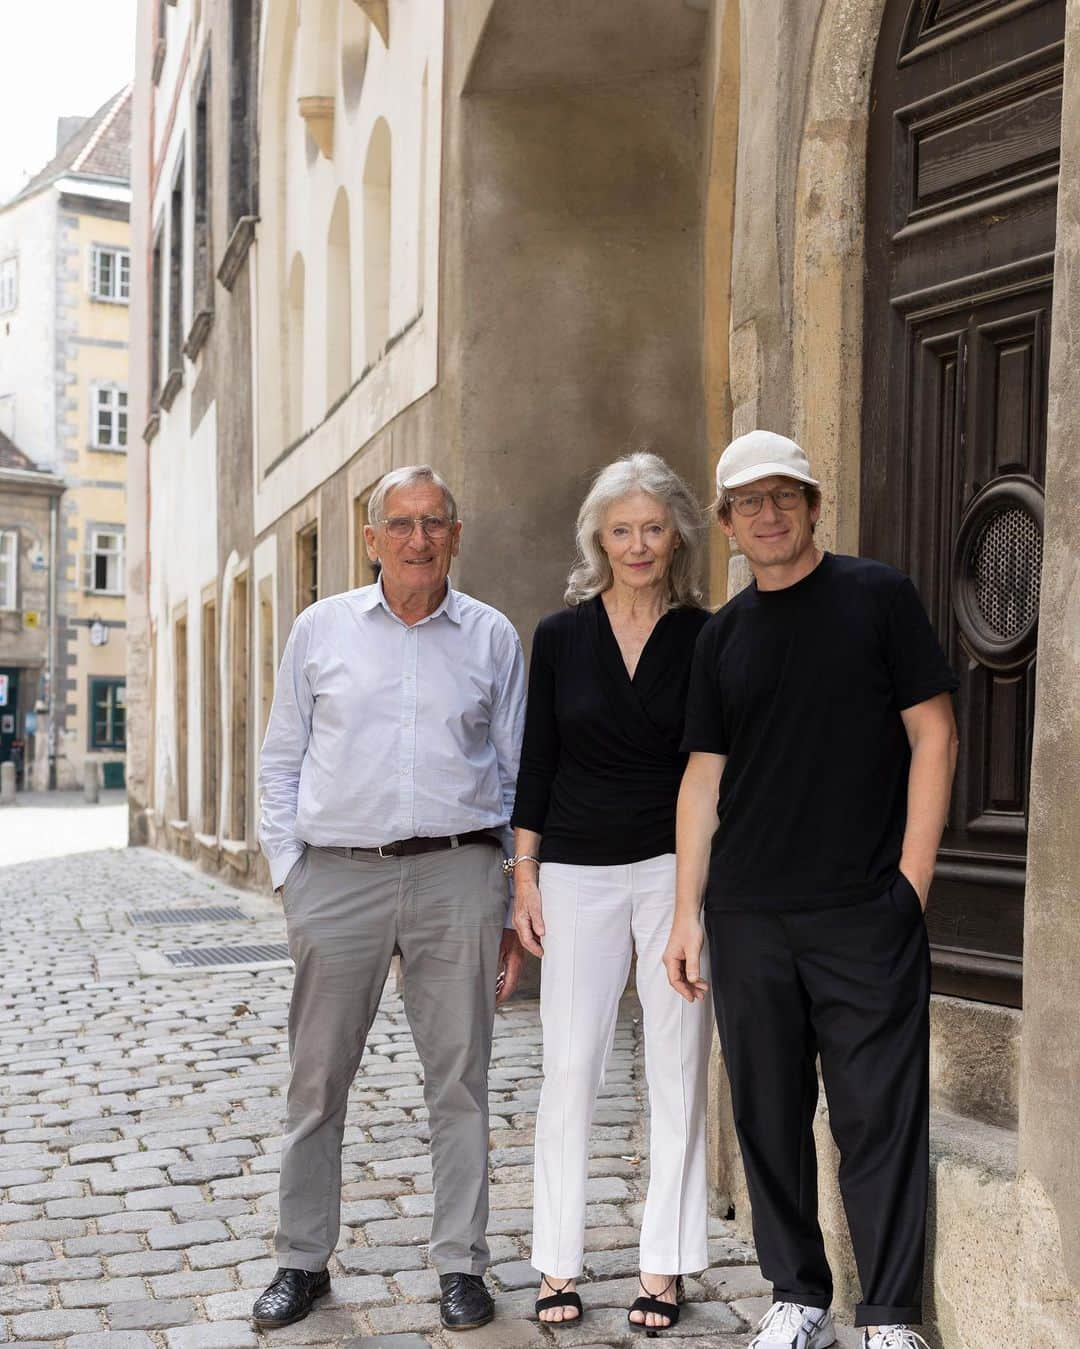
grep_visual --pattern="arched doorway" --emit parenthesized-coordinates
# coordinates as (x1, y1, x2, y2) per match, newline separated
(862, 0, 1067, 1006)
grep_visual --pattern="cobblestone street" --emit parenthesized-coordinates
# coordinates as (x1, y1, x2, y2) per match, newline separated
(0, 838, 853, 1349)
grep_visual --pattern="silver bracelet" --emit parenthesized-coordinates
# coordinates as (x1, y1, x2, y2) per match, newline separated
(502, 853, 541, 877)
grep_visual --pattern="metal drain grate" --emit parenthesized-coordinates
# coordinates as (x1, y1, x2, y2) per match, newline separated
(164, 943, 291, 969)
(128, 906, 246, 926)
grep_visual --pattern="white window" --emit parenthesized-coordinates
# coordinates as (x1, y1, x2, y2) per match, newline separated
(91, 386, 128, 450)
(89, 246, 130, 303)
(0, 530, 16, 609)
(85, 529, 125, 596)
(0, 258, 16, 313)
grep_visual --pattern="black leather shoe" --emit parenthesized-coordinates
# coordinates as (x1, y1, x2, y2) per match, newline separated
(439, 1272, 494, 1330)
(251, 1268, 330, 1328)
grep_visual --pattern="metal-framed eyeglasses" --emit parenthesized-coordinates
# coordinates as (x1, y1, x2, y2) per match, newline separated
(725, 485, 808, 518)
(377, 515, 454, 540)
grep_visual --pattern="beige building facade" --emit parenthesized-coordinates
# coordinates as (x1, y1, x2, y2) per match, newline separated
(128, 2, 1080, 1344)
(0, 90, 132, 790)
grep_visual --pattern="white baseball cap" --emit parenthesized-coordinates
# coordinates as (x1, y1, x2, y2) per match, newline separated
(716, 430, 820, 492)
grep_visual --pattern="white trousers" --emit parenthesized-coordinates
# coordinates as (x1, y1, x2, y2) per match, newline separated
(530, 854, 711, 1279)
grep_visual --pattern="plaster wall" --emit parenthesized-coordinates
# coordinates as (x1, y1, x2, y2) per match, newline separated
(0, 191, 58, 466)
(153, 0, 194, 168)
(254, 0, 444, 524)
(148, 398, 219, 827)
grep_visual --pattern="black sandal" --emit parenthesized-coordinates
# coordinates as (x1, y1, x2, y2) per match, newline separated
(627, 1274, 684, 1337)
(535, 1276, 583, 1325)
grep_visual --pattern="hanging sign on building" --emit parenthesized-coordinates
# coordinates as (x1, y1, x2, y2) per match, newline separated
(0, 674, 7, 706)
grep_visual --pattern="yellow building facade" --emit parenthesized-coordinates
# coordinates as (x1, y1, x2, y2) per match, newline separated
(0, 88, 131, 789)
(65, 209, 130, 787)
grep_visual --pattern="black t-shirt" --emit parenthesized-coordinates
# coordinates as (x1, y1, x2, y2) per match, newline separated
(512, 597, 709, 864)
(681, 553, 958, 911)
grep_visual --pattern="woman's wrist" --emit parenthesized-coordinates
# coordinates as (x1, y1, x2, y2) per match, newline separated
(503, 853, 541, 878)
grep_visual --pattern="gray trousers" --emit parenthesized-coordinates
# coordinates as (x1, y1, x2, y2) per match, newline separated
(275, 842, 507, 1274)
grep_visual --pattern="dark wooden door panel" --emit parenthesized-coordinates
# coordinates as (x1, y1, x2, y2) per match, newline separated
(862, 0, 1065, 1006)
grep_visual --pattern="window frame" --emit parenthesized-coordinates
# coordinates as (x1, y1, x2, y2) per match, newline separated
(90, 385, 128, 451)
(88, 676, 126, 751)
(89, 245, 131, 304)
(0, 529, 17, 610)
(0, 257, 17, 314)
(87, 527, 126, 597)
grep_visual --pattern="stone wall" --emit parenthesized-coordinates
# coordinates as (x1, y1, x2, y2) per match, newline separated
(1019, 0, 1080, 1340)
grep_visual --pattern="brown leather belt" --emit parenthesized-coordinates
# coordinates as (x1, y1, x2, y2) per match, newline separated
(323, 830, 501, 860)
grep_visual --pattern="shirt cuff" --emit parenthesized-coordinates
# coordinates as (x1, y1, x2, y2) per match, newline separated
(269, 845, 305, 891)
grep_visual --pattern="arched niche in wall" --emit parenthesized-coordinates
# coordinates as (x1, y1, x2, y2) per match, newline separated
(363, 117, 391, 367)
(341, 0, 370, 108)
(326, 188, 353, 407)
(287, 252, 306, 443)
(415, 65, 428, 317)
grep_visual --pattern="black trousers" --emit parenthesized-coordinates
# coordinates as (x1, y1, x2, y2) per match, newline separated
(706, 876, 930, 1328)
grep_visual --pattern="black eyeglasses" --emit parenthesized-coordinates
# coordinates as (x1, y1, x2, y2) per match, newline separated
(726, 486, 807, 518)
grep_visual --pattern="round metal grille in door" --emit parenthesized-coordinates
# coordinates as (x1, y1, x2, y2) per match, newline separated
(953, 476, 1044, 671)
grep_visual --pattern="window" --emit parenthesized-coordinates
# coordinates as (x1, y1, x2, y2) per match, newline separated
(168, 152, 185, 375)
(201, 596, 219, 833)
(0, 258, 16, 313)
(90, 246, 130, 303)
(150, 224, 164, 402)
(0, 530, 17, 610)
(192, 57, 213, 315)
(86, 528, 125, 595)
(229, 572, 249, 840)
(89, 678, 126, 751)
(92, 387, 128, 450)
(228, 0, 258, 231)
(175, 616, 189, 821)
(258, 576, 274, 743)
(353, 491, 379, 587)
(296, 521, 318, 612)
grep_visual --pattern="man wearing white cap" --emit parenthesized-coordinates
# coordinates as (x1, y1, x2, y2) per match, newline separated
(663, 431, 959, 1349)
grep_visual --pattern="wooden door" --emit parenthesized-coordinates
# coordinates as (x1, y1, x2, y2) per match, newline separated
(862, 0, 1066, 1006)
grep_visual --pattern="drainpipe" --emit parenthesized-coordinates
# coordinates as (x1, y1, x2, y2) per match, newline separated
(47, 492, 58, 790)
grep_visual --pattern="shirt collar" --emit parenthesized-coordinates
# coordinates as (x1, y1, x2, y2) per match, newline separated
(358, 574, 461, 626)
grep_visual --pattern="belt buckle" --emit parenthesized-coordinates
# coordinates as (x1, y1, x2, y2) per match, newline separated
(377, 841, 401, 859)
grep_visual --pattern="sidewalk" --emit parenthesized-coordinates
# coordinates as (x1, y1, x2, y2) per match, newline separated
(0, 844, 860, 1348)
(0, 790, 127, 866)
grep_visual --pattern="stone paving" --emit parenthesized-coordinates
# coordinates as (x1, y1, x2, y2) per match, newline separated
(0, 842, 862, 1349)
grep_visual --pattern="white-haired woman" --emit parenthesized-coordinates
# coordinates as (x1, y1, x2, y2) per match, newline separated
(510, 453, 712, 1335)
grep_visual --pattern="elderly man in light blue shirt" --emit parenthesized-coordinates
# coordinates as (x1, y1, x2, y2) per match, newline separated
(254, 465, 526, 1334)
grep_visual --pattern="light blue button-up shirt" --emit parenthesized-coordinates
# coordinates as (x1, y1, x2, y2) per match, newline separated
(258, 578, 526, 892)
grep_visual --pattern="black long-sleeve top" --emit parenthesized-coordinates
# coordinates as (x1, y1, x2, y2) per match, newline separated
(511, 596, 709, 864)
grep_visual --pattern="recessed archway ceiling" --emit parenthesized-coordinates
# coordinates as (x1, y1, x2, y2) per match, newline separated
(466, 0, 707, 93)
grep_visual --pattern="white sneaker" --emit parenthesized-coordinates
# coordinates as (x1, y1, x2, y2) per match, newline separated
(750, 1301, 837, 1348)
(862, 1329, 931, 1349)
